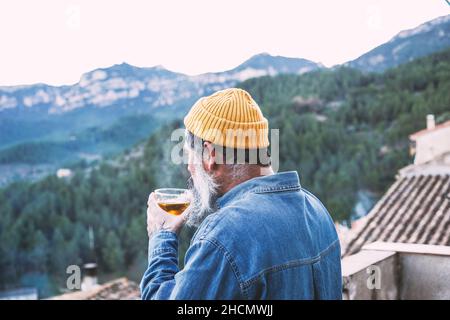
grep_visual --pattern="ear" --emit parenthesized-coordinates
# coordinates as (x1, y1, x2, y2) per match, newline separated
(202, 141, 216, 172)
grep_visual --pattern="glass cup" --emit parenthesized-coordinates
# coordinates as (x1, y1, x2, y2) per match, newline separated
(154, 188, 191, 216)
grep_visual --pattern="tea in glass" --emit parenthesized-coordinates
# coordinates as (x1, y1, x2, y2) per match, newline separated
(154, 188, 191, 215)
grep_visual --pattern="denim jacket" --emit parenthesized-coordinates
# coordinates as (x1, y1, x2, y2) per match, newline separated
(140, 171, 342, 300)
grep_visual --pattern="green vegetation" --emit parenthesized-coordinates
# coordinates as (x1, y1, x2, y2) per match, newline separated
(238, 48, 450, 220)
(0, 114, 158, 165)
(1, 48, 449, 297)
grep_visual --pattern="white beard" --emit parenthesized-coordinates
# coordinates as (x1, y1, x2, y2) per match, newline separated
(185, 161, 218, 227)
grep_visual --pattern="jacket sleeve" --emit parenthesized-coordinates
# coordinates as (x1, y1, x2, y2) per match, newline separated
(140, 230, 244, 300)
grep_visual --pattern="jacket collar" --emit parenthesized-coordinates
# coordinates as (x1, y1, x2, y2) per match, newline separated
(216, 171, 301, 209)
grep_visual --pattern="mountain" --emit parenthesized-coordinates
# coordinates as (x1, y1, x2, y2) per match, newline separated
(0, 54, 321, 115)
(0, 54, 322, 185)
(222, 53, 322, 78)
(346, 14, 450, 72)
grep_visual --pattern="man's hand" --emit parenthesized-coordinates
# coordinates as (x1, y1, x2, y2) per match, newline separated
(146, 192, 189, 237)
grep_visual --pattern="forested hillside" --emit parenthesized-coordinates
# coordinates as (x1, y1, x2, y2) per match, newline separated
(1, 48, 449, 297)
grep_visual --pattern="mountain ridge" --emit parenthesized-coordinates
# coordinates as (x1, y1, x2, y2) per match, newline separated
(2, 14, 449, 114)
(346, 14, 450, 72)
(0, 53, 322, 113)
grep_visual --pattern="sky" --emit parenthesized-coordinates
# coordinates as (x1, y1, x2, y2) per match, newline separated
(0, 0, 448, 86)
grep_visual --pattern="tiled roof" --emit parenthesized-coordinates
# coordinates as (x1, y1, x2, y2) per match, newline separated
(344, 174, 450, 256)
(50, 278, 140, 300)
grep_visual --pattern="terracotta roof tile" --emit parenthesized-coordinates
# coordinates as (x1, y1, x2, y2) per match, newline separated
(50, 278, 140, 300)
(344, 174, 450, 256)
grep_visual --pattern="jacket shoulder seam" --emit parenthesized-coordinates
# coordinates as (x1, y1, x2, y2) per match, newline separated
(253, 185, 301, 194)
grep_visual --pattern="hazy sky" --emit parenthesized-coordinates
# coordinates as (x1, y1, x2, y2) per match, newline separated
(0, 0, 448, 86)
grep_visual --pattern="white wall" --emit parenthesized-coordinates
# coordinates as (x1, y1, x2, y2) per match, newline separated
(414, 125, 450, 165)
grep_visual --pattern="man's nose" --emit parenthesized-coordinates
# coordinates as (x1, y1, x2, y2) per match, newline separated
(187, 163, 194, 174)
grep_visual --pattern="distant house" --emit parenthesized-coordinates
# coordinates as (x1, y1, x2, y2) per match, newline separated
(409, 115, 450, 165)
(50, 278, 140, 300)
(340, 115, 450, 300)
(343, 115, 450, 257)
(49, 261, 140, 300)
(56, 168, 73, 178)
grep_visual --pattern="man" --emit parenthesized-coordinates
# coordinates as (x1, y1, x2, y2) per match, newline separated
(141, 88, 342, 299)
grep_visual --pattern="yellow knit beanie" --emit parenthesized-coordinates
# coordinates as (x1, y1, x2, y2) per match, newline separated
(183, 88, 269, 149)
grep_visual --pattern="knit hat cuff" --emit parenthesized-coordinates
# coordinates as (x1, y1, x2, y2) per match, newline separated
(184, 103, 269, 149)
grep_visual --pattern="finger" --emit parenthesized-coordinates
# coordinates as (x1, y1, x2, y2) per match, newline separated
(147, 207, 155, 223)
(149, 194, 168, 214)
(147, 192, 154, 207)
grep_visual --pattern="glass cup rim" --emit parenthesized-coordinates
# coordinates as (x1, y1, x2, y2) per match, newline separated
(154, 188, 189, 195)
